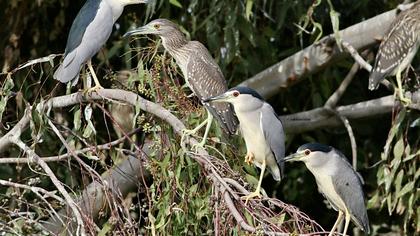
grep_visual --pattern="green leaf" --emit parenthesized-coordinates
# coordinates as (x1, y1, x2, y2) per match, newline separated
(83, 104, 96, 137)
(410, 118, 420, 127)
(169, 0, 182, 8)
(394, 169, 404, 194)
(367, 191, 379, 209)
(98, 221, 113, 236)
(73, 107, 81, 131)
(397, 181, 415, 198)
(327, 0, 341, 50)
(417, 207, 420, 231)
(393, 138, 404, 161)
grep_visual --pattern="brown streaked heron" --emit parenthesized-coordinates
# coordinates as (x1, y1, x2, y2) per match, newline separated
(54, 0, 148, 91)
(124, 19, 238, 148)
(284, 143, 370, 236)
(204, 87, 285, 203)
(369, 1, 420, 104)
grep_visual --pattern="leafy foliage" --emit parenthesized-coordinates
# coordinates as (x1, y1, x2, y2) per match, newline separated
(0, 0, 419, 235)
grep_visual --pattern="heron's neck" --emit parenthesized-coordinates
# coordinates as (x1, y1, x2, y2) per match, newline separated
(104, 0, 125, 22)
(161, 31, 189, 61)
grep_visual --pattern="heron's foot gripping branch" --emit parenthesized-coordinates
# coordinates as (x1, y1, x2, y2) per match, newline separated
(86, 84, 104, 94)
(244, 152, 254, 165)
(241, 189, 262, 205)
(396, 90, 412, 106)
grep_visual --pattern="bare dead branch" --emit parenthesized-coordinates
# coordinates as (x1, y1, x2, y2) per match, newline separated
(0, 128, 141, 164)
(0, 179, 64, 202)
(11, 139, 86, 235)
(325, 62, 359, 109)
(341, 41, 393, 90)
(0, 107, 31, 152)
(323, 63, 359, 168)
(221, 186, 256, 233)
(42, 150, 150, 234)
(341, 41, 372, 71)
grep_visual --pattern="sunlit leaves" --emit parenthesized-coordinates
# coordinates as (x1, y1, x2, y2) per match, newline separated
(375, 108, 419, 231)
(82, 104, 96, 138)
(169, 0, 182, 9)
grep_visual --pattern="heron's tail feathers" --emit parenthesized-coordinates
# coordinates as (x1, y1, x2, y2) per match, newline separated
(53, 52, 81, 86)
(206, 102, 239, 135)
(368, 70, 386, 91)
(268, 165, 282, 181)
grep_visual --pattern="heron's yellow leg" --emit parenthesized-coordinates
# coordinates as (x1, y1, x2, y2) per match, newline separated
(395, 67, 411, 106)
(86, 60, 103, 93)
(241, 159, 265, 204)
(181, 112, 213, 151)
(342, 210, 351, 236)
(328, 211, 344, 236)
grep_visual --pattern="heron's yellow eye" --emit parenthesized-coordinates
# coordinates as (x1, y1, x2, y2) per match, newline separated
(233, 91, 239, 97)
(154, 24, 160, 29)
(304, 149, 311, 156)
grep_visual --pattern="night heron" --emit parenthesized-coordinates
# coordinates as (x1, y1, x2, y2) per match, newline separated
(284, 143, 370, 236)
(54, 0, 148, 90)
(204, 87, 284, 202)
(369, 1, 420, 104)
(124, 19, 238, 147)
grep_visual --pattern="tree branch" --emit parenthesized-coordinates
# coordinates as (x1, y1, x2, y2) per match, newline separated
(42, 148, 151, 234)
(0, 128, 142, 164)
(11, 139, 85, 235)
(282, 90, 420, 134)
(239, 3, 413, 98)
(16, 89, 321, 234)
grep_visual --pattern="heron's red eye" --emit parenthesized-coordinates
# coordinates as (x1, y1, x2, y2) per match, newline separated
(154, 24, 160, 29)
(233, 91, 239, 97)
(304, 149, 311, 156)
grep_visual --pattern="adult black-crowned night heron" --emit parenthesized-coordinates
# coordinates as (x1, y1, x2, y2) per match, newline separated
(124, 19, 238, 147)
(54, 0, 148, 90)
(369, 1, 420, 104)
(284, 143, 370, 236)
(204, 87, 284, 202)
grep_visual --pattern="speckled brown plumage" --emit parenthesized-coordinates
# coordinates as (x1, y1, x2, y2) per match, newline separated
(369, 1, 420, 90)
(151, 19, 239, 134)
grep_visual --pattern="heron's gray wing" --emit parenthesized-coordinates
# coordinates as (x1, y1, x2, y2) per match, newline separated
(332, 151, 370, 233)
(186, 42, 238, 134)
(65, 0, 101, 56)
(370, 5, 420, 83)
(261, 103, 285, 178)
(55, 0, 113, 84)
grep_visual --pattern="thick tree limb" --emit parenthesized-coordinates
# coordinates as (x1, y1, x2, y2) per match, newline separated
(239, 3, 412, 98)
(281, 90, 420, 134)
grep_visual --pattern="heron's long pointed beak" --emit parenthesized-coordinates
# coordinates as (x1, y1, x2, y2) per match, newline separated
(203, 93, 230, 103)
(283, 152, 304, 162)
(123, 26, 152, 38)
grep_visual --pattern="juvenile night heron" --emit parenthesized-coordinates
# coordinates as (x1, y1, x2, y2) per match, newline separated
(204, 87, 285, 202)
(284, 143, 370, 236)
(124, 19, 238, 147)
(54, 0, 148, 90)
(369, 1, 420, 104)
